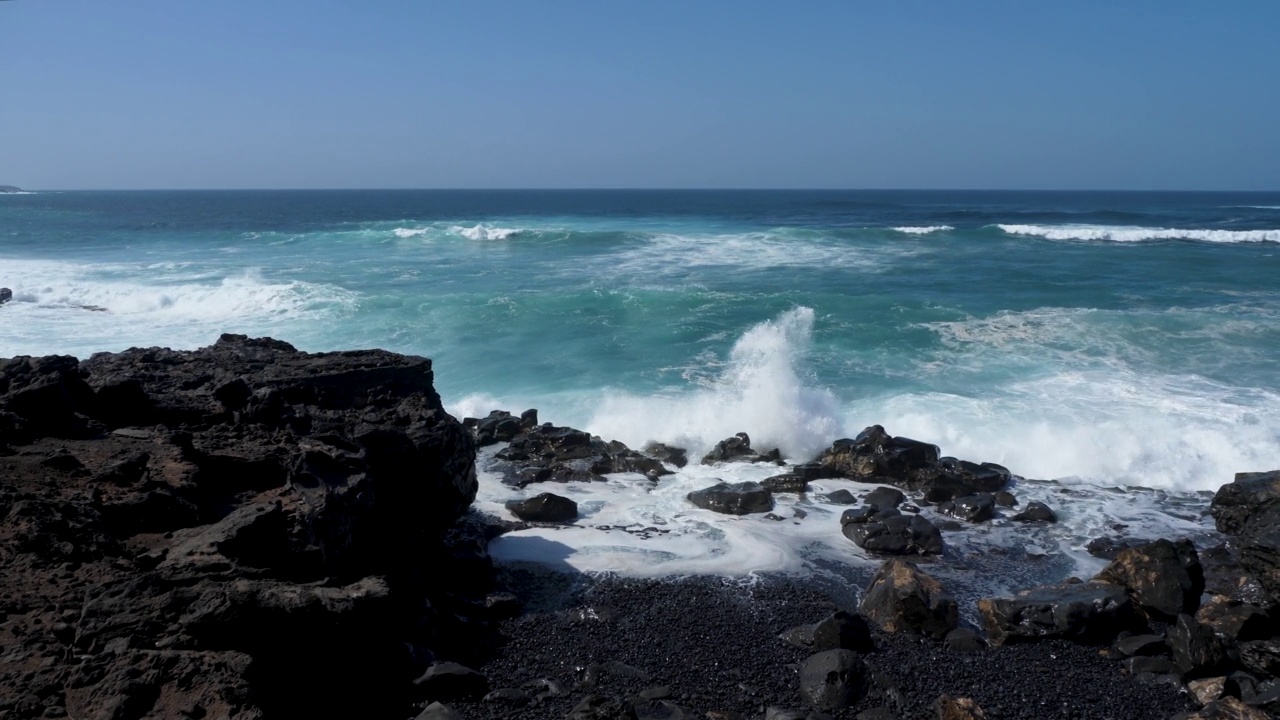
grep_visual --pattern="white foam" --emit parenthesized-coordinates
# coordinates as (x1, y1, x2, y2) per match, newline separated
(891, 225, 954, 234)
(997, 224, 1280, 244)
(452, 224, 521, 241)
(587, 307, 841, 461)
(392, 227, 430, 238)
(0, 258, 358, 357)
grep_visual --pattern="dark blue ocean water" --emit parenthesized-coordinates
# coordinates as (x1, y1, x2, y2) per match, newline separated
(3, 189, 1279, 577)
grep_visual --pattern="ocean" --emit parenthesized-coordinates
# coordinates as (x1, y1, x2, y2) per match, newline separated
(3, 189, 1278, 597)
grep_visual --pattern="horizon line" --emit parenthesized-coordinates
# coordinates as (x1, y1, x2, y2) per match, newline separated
(8, 186, 1280, 194)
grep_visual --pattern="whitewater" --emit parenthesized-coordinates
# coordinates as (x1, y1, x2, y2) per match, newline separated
(3, 189, 1279, 589)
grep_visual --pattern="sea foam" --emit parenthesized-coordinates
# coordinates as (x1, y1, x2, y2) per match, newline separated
(891, 225, 954, 234)
(998, 224, 1280, 244)
(587, 307, 842, 460)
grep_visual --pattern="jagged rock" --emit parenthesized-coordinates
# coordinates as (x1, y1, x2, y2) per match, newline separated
(1168, 614, 1232, 679)
(520, 408, 539, 428)
(0, 336, 481, 718)
(978, 581, 1140, 645)
(1095, 538, 1205, 621)
(762, 473, 810, 493)
(816, 426, 938, 483)
(702, 432, 756, 464)
(1197, 595, 1273, 641)
(506, 492, 578, 522)
(859, 559, 957, 639)
(644, 442, 688, 468)
(496, 424, 672, 485)
(468, 409, 524, 446)
(1211, 471, 1280, 535)
(798, 649, 869, 711)
(937, 494, 995, 523)
(1189, 677, 1230, 708)
(687, 481, 774, 515)
(1237, 638, 1280, 678)
(1011, 501, 1057, 523)
(841, 510, 943, 556)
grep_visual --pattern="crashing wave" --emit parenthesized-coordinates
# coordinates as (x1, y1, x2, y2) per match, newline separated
(891, 225, 954, 234)
(997, 224, 1280, 244)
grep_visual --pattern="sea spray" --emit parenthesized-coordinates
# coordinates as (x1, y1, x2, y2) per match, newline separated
(587, 307, 842, 460)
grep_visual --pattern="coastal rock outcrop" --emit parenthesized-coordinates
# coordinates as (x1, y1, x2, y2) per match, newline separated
(858, 559, 957, 639)
(687, 481, 774, 515)
(0, 335, 482, 719)
(814, 425, 1011, 501)
(977, 580, 1140, 645)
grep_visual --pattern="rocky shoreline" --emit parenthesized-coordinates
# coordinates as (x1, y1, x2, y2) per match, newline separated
(1, 337, 1277, 719)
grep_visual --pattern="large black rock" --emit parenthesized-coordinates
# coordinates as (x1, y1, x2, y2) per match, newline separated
(687, 481, 774, 515)
(1095, 538, 1205, 622)
(859, 559, 957, 640)
(841, 510, 943, 556)
(978, 581, 1141, 645)
(506, 492, 578, 522)
(798, 649, 869, 711)
(1211, 471, 1280, 603)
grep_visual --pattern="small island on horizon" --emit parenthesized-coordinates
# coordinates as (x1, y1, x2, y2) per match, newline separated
(0, 185, 24, 193)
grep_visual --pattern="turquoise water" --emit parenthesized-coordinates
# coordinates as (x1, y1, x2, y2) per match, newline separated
(3, 190, 1279, 499)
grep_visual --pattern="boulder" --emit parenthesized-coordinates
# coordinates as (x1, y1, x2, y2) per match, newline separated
(1095, 538, 1205, 621)
(822, 489, 858, 505)
(1196, 595, 1273, 642)
(863, 486, 905, 511)
(816, 426, 938, 483)
(0, 287, 11, 304)
(811, 611, 875, 653)
(415, 702, 464, 720)
(798, 649, 869, 711)
(977, 581, 1140, 645)
(937, 494, 995, 523)
(1188, 677, 1230, 708)
(702, 432, 756, 464)
(413, 662, 490, 701)
(1114, 634, 1168, 657)
(1011, 501, 1057, 523)
(841, 511, 943, 556)
(469, 410, 523, 446)
(687, 481, 774, 515)
(1211, 471, 1280, 536)
(859, 559, 957, 639)
(944, 628, 986, 653)
(505, 492, 578, 522)
(496, 423, 672, 484)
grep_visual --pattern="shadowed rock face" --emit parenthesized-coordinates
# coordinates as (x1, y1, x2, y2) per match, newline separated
(0, 335, 480, 719)
(1095, 538, 1205, 622)
(977, 581, 1141, 646)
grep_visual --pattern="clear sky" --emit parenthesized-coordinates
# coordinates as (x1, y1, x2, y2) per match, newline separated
(2, 0, 1277, 190)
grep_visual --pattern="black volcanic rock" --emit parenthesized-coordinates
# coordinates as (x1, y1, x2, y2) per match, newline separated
(859, 559, 957, 640)
(687, 481, 774, 515)
(1011, 501, 1057, 523)
(841, 510, 943, 556)
(798, 649, 869, 711)
(0, 335, 481, 719)
(1095, 538, 1204, 622)
(978, 581, 1140, 645)
(506, 492, 578, 522)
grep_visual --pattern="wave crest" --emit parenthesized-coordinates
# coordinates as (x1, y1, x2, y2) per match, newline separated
(891, 225, 954, 234)
(998, 224, 1280, 244)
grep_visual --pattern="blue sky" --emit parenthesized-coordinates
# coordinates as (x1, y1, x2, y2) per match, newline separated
(2, 1, 1277, 190)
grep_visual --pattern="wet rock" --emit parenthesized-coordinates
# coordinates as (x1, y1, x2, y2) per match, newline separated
(1124, 656, 1180, 675)
(1086, 536, 1145, 560)
(1168, 614, 1232, 679)
(687, 481, 774, 515)
(977, 581, 1140, 645)
(798, 649, 869, 711)
(470, 410, 523, 446)
(816, 426, 938, 483)
(1095, 538, 1205, 622)
(1237, 638, 1280, 678)
(859, 559, 957, 639)
(863, 486, 905, 511)
(1211, 470, 1280, 536)
(520, 408, 539, 428)
(701, 433, 757, 464)
(811, 611, 874, 653)
(937, 494, 995, 523)
(1011, 501, 1057, 523)
(497, 423, 672, 483)
(993, 491, 1018, 507)
(792, 462, 841, 481)
(505, 492, 578, 522)
(822, 489, 858, 505)
(643, 442, 688, 469)
(841, 511, 943, 556)
(762, 474, 810, 494)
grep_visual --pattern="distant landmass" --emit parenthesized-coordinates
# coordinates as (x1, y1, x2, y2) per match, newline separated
(0, 185, 24, 193)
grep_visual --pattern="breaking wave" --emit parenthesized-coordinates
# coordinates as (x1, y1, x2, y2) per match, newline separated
(997, 224, 1280, 244)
